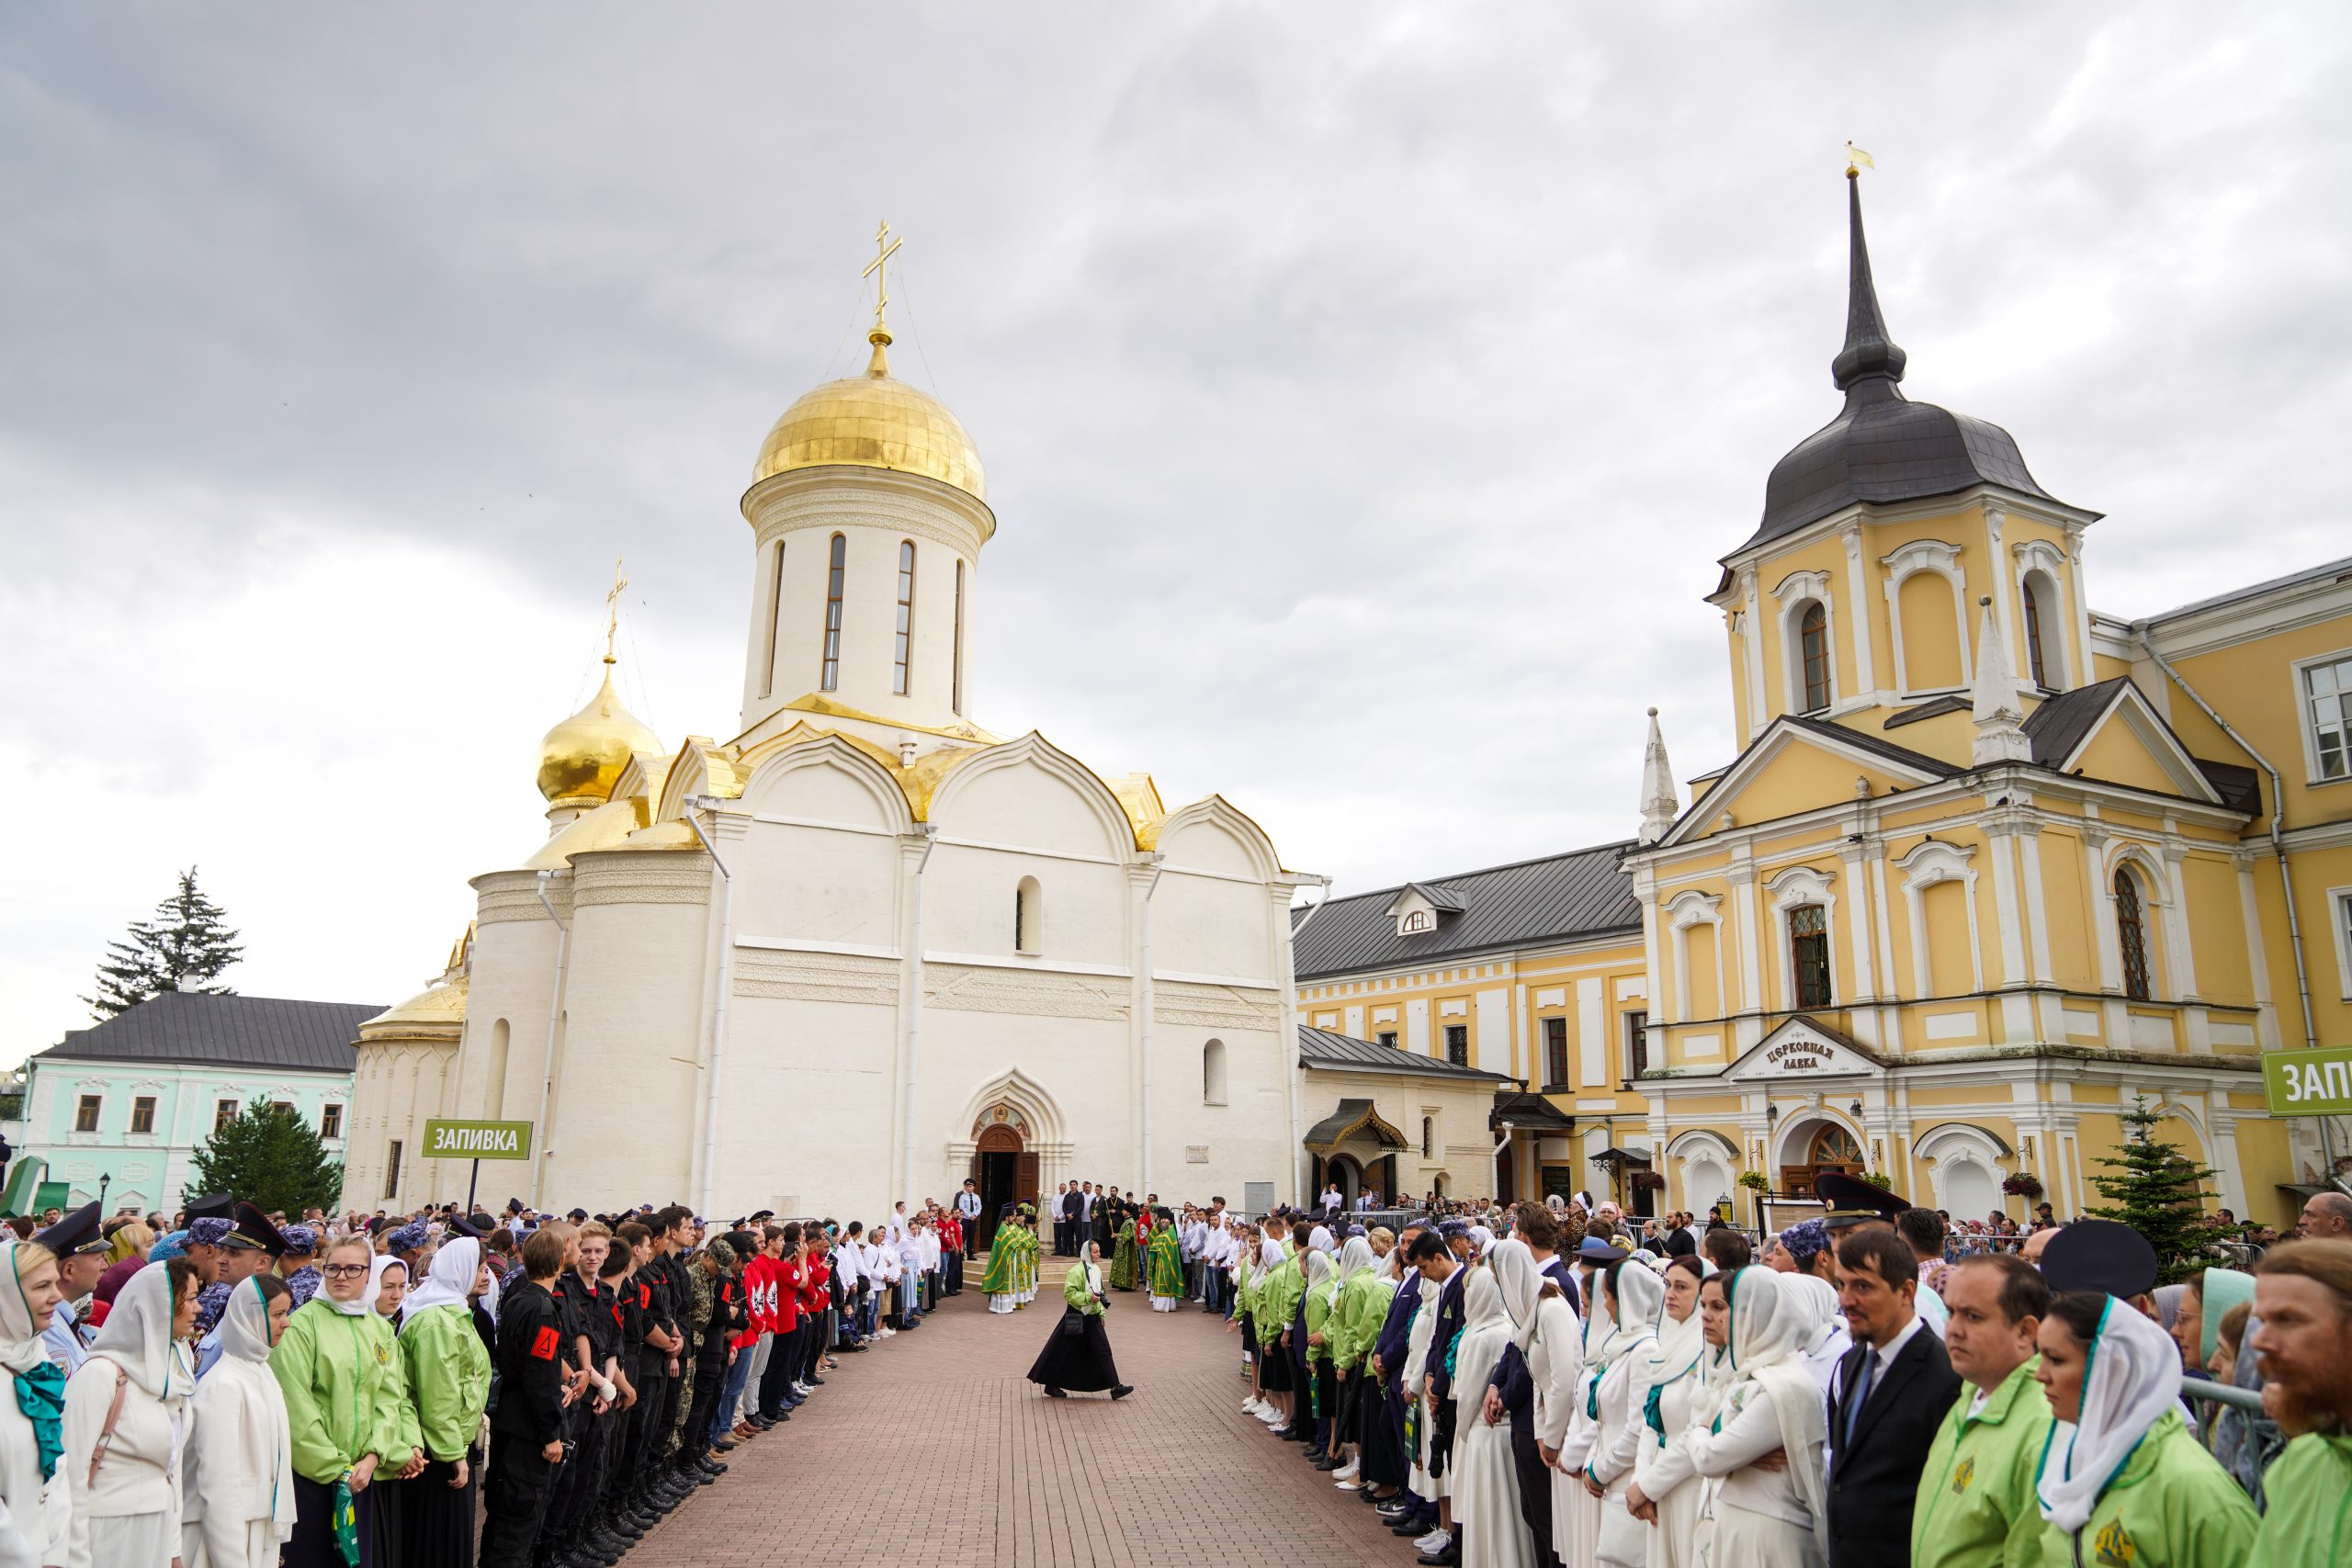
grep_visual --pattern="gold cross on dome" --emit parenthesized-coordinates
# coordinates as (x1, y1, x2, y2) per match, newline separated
(863, 220, 903, 331)
(604, 556, 628, 662)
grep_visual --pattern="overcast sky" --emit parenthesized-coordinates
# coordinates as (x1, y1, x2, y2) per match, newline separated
(5, 5, 2346, 1066)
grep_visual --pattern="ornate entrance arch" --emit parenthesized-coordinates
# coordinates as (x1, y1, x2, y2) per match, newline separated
(969, 1104, 1038, 1253)
(1775, 1113, 1864, 1194)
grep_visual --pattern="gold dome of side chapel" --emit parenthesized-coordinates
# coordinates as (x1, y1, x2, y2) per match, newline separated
(751, 327, 985, 501)
(537, 659, 662, 807)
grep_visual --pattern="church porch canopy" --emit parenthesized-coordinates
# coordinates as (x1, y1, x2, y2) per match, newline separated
(1305, 1099, 1409, 1156)
(1490, 1091, 1574, 1134)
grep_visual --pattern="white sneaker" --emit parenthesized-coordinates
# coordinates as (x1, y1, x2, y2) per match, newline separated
(1334, 1461, 1361, 1481)
(1417, 1531, 1450, 1553)
(1258, 1407, 1286, 1426)
(1244, 1398, 1270, 1418)
(1335, 1479, 1362, 1491)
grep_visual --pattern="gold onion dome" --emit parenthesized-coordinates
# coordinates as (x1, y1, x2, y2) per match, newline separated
(537, 660, 662, 806)
(751, 328, 985, 501)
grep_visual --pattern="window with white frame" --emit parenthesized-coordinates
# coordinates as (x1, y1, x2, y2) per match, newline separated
(2329, 886, 2352, 998)
(2301, 653, 2352, 782)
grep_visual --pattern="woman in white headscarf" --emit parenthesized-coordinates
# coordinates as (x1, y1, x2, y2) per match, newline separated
(2030, 1291, 2257, 1565)
(1582, 1258, 1665, 1568)
(1775, 1273, 1849, 1400)
(1486, 1240, 1571, 1568)
(185, 1272, 297, 1568)
(361, 1256, 423, 1568)
(61, 1257, 201, 1568)
(1451, 1268, 1532, 1568)
(1297, 1248, 1340, 1462)
(396, 1238, 492, 1567)
(1623, 1256, 1706, 1568)
(0, 1239, 68, 1568)
(1647, 1267, 1827, 1568)
(1325, 1236, 1385, 1488)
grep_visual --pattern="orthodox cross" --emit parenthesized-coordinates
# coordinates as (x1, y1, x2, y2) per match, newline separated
(864, 220, 902, 331)
(604, 556, 628, 662)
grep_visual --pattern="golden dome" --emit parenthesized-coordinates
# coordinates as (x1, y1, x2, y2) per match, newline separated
(537, 661, 662, 806)
(752, 330, 985, 500)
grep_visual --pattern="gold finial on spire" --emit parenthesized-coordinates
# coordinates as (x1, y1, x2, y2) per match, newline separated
(603, 556, 628, 664)
(1845, 141, 1875, 179)
(861, 220, 904, 376)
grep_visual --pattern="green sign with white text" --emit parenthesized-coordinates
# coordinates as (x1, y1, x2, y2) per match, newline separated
(422, 1119, 535, 1161)
(2261, 1046, 2352, 1116)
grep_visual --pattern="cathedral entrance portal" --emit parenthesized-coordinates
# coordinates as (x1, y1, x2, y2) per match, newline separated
(972, 1118, 1037, 1255)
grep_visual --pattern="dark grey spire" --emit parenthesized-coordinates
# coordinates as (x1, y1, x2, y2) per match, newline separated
(1828, 171, 1906, 394)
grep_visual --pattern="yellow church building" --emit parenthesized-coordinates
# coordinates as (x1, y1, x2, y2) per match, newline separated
(1297, 172, 2352, 1230)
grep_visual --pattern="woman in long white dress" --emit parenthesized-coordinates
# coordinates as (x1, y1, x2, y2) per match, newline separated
(185, 1273, 297, 1568)
(1623, 1256, 1707, 1568)
(1582, 1258, 1664, 1568)
(0, 1239, 68, 1568)
(61, 1258, 200, 1568)
(1451, 1268, 1532, 1568)
(1402, 1257, 1447, 1549)
(1639, 1267, 1827, 1568)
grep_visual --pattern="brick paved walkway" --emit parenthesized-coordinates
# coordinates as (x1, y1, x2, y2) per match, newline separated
(630, 1278, 1412, 1568)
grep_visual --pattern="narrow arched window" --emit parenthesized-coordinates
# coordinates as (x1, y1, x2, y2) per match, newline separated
(893, 540, 917, 695)
(2022, 578, 2050, 689)
(820, 533, 847, 692)
(1789, 903, 1832, 1008)
(1420, 1117, 1433, 1159)
(951, 560, 966, 715)
(2115, 868, 2153, 1000)
(761, 539, 786, 698)
(1015, 875, 1042, 955)
(1203, 1038, 1227, 1105)
(1799, 603, 1831, 713)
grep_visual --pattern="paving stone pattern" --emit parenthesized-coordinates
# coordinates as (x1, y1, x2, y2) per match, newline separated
(631, 1278, 1407, 1568)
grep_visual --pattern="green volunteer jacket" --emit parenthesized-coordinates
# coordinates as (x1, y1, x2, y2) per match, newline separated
(1329, 1273, 1394, 1372)
(1253, 1253, 1303, 1343)
(2036, 1409, 2257, 1568)
(397, 1301, 492, 1462)
(1911, 1359, 2055, 1568)
(1064, 1263, 1106, 1316)
(269, 1299, 416, 1485)
(2245, 1433, 2351, 1568)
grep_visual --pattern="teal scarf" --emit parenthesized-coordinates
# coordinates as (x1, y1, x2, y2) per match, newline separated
(13, 1361, 64, 1479)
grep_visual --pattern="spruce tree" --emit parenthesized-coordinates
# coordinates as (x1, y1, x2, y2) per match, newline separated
(85, 867, 244, 1018)
(185, 1097, 343, 1215)
(2086, 1095, 2216, 1284)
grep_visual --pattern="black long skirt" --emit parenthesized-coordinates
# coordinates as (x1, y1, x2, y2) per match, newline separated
(287, 1472, 375, 1568)
(1361, 1377, 1410, 1488)
(402, 1454, 479, 1567)
(1027, 1306, 1123, 1393)
(1256, 1323, 1291, 1392)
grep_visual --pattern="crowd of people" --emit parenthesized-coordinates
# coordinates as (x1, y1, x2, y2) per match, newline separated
(1122, 1174, 2352, 1568)
(0, 1186, 976, 1568)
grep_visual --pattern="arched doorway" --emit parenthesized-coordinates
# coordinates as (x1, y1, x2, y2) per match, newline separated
(1779, 1119, 1863, 1195)
(1325, 1154, 1363, 1209)
(971, 1111, 1038, 1254)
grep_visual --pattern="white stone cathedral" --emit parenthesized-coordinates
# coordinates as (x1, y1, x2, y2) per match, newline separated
(347, 281, 1307, 1226)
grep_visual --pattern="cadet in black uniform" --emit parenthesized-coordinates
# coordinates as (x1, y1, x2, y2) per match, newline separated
(479, 1226, 571, 1568)
(540, 1224, 609, 1568)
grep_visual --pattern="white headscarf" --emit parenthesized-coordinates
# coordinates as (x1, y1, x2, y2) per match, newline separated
(214, 1275, 278, 1365)
(2035, 1297, 2184, 1533)
(352, 1255, 405, 1320)
(1603, 1259, 1666, 1361)
(1307, 1225, 1336, 1257)
(0, 1241, 53, 1376)
(1647, 1262, 1707, 1390)
(1259, 1235, 1287, 1270)
(1780, 1272, 1849, 1359)
(1719, 1268, 1827, 1528)
(85, 1260, 195, 1401)
(1489, 1239, 1544, 1353)
(1335, 1236, 1375, 1291)
(1463, 1265, 1507, 1334)
(1467, 1224, 1496, 1258)
(401, 1237, 481, 1323)
(1302, 1247, 1335, 1295)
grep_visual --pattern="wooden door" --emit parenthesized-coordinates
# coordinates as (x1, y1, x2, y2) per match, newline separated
(1016, 1153, 1040, 1209)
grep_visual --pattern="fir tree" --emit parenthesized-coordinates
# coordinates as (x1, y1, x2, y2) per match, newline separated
(2086, 1095, 2216, 1284)
(185, 1097, 343, 1215)
(85, 867, 244, 1018)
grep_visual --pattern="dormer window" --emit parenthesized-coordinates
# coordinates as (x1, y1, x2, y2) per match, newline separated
(1386, 883, 1464, 939)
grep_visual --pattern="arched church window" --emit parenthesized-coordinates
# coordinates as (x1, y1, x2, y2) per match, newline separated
(1420, 1117, 1433, 1159)
(1799, 603, 1831, 714)
(1788, 903, 1832, 1008)
(893, 540, 917, 695)
(2022, 577, 2049, 689)
(1204, 1038, 1227, 1105)
(1015, 875, 1042, 955)
(2115, 868, 2153, 1000)
(820, 533, 847, 692)
(762, 540, 786, 698)
(952, 560, 967, 716)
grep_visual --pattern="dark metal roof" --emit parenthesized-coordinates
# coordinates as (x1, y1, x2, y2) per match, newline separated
(1292, 843, 1640, 980)
(2021, 678, 2258, 811)
(1298, 1025, 1510, 1083)
(1883, 694, 1970, 730)
(1491, 1091, 1573, 1131)
(1734, 175, 2063, 556)
(2143, 554, 2352, 625)
(1394, 882, 1464, 913)
(1303, 1097, 1411, 1153)
(35, 992, 381, 1076)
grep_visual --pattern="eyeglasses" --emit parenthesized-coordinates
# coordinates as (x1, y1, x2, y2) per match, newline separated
(322, 1264, 370, 1279)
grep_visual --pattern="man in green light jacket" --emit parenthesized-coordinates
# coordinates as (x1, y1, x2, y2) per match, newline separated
(1912, 1255, 2056, 1568)
(2245, 1244, 2352, 1568)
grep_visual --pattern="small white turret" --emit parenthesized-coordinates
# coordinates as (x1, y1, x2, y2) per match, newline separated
(1971, 597, 2031, 765)
(1637, 707, 1680, 844)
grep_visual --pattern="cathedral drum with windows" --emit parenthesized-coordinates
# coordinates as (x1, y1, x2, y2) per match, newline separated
(1297, 172, 2352, 1229)
(345, 243, 1310, 1220)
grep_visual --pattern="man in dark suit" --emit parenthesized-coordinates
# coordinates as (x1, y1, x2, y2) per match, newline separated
(1060, 1184, 1083, 1256)
(1824, 1224, 1962, 1568)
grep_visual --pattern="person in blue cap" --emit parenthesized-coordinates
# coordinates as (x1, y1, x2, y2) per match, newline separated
(278, 1224, 323, 1308)
(31, 1201, 110, 1373)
